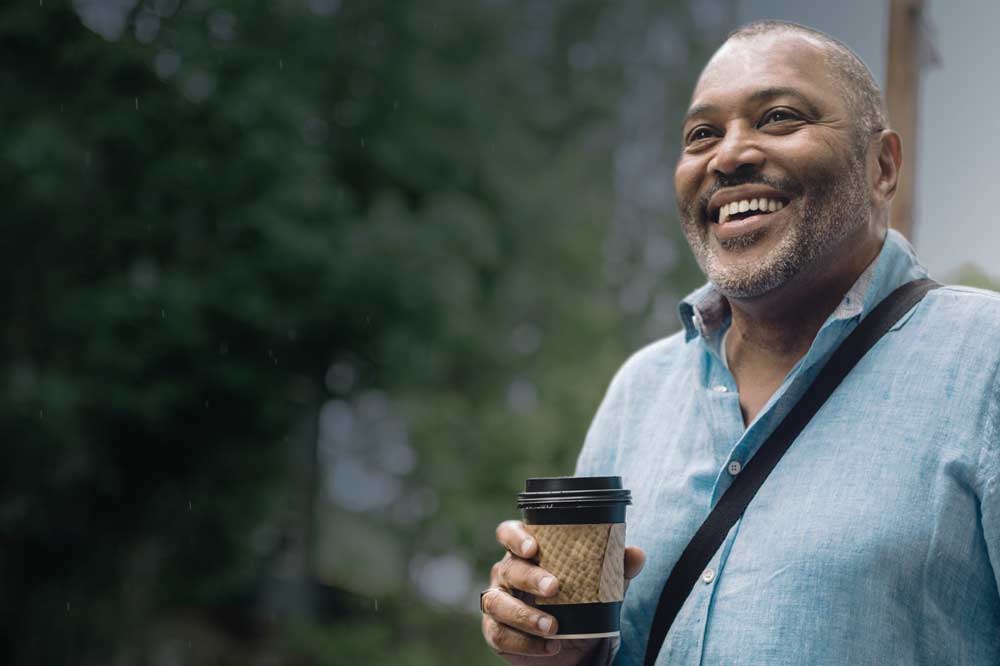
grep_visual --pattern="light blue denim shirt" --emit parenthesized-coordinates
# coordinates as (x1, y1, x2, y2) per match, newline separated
(576, 231, 1000, 665)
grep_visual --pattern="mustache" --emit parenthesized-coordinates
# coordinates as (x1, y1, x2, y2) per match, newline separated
(691, 173, 804, 219)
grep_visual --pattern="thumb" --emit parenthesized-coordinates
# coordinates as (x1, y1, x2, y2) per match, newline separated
(624, 545, 646, 580)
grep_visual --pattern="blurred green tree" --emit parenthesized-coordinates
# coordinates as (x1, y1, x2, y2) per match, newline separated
(949, 263, 1000, 291)
(0, 1, 711, 664)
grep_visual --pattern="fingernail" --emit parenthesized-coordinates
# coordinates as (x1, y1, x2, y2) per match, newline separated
(546, 640, 561, 654)
(539, 575, 557, 595)
(520, 538, 534, 556)
(537, 616, 553, 633)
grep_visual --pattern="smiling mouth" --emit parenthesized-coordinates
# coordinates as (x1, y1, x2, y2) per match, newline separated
(710, 197, 789, 225)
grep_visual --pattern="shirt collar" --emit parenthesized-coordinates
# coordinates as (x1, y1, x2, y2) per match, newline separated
(678, 229, 930, 343)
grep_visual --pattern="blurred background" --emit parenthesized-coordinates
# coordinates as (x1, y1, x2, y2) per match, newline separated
(2, 1, 997, 665)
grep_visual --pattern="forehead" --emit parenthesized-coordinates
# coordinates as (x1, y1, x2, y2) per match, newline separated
(687, 33, 843, 117)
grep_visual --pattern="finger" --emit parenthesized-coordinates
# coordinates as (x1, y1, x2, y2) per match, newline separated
(482, 615, 561, 657)
(494, 553, 559, 597)
(496, 520, 538, 558)
(624, 546, 646, 580)
(480, 588, 558, 638)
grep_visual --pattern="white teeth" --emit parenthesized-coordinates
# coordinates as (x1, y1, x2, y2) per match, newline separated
(715, 197, 787, 223)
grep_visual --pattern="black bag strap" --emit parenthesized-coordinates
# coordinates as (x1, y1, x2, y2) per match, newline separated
(643, 277, 941, 666)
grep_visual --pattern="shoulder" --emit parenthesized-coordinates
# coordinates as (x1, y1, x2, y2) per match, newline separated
(583, 328, 692, 431)
(927, 283, 1000, 307)
(922, 284, 1000, 330)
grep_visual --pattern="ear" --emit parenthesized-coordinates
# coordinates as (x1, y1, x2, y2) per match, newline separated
(872, 130, 902, 204)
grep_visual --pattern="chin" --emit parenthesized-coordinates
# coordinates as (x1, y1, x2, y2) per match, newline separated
(703, 234, 800, 299)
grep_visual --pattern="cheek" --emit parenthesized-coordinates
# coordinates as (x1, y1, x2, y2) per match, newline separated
(775, 134, 846, 177)
(674, 158, 702, 205)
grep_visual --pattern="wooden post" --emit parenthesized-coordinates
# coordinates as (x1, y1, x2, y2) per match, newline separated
(885, 0, 926, 241)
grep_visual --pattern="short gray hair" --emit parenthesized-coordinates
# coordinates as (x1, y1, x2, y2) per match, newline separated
(727, 20, 888, 154)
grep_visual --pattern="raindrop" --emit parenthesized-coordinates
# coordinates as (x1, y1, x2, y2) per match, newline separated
(134, 97, 139, 110)
(84, 150, 92, 167)
(278, 58, 283, 70)
(38, 409, 44, 419)
(160, 309, 166, 319)
(360, 136, 365, 149)
(374, 598, 379, 612)
(66, 602, 70, 612)
(188, 499, 192, 511)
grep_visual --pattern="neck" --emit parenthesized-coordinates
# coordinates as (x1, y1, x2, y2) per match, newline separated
(724, 235, 883, 374)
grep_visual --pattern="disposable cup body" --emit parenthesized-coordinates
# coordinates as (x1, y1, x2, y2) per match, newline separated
(518, 476, 631, 639)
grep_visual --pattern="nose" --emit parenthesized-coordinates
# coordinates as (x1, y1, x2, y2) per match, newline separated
(707, 124, 764, 177)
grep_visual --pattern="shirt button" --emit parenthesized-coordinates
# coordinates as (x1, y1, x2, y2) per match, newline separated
(702, 568, 716, 584)
(712, 385, 728, 393)
(727, 460, 742, 476)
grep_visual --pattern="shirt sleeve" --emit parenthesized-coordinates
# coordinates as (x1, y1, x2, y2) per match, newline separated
(977, 363, 1000, 601)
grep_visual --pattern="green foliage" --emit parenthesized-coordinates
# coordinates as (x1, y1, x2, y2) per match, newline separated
(949, 263, 1000, 291)
(0, 1, 709, 663)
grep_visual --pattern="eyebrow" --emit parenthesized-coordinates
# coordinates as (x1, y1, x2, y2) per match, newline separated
(683, 86, 823, 126)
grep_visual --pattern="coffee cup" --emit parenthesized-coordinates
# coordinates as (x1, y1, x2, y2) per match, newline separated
(517, 476, 631, 639)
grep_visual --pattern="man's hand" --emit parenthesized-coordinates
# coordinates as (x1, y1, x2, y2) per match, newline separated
(481, 520, 646, 665)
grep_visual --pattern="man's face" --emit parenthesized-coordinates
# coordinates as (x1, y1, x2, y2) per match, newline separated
(674, 33, 875, 299)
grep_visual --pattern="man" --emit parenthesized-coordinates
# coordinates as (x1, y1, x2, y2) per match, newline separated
(480, 20, 1000, 666)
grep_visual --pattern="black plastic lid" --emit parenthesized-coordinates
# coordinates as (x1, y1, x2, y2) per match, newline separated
(524, 476, 622, 492)
(517, 475, 631, 511)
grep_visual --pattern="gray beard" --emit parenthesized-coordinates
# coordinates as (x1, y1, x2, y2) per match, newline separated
(680, 161, 871, 299)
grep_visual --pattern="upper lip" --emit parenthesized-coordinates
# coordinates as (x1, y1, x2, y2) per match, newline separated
(706, 186, 791, 222)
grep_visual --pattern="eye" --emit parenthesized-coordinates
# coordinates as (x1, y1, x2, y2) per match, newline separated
(685, 125, 718, 145)
(758, 108, 802, 127)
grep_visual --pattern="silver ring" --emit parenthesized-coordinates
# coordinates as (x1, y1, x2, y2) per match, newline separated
(479, 587, 504, 614)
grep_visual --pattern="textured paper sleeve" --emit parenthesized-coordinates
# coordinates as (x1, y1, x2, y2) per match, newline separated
(528, 523, 625, 605)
